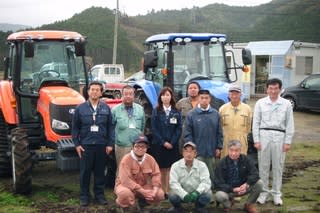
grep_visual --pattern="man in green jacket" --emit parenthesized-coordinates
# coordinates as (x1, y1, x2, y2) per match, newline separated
(112, 85, 145, 166)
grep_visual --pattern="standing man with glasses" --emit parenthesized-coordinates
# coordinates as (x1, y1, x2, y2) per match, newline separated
(72, 81, 114, 206)
(253, 78, 294, 206)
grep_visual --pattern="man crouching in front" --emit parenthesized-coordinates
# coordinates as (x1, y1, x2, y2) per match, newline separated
(214, 140, 263, 213)
(114, 134, 164, 213)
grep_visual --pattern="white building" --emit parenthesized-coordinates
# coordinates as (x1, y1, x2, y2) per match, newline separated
(226, 41, 320, 98)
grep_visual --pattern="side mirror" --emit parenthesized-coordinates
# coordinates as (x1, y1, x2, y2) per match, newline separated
(75, 40, 86, 56)
(24, 40, 34, 58)
(143, 50, 158, 72)
(242, 48, 252, 65)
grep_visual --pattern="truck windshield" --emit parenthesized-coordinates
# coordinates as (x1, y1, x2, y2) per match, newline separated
(172, 42, 227, 85)
(20, 41, 86, 94)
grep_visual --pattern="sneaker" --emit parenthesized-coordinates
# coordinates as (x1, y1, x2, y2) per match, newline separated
(244, 203, 258, 213)
(273, 196, 283, 206)
(257, 192, 269, 204)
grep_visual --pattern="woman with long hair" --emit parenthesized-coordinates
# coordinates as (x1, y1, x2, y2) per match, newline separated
(151, 87, 182, 196)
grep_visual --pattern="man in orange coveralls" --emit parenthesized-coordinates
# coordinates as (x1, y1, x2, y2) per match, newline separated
(114, 134, 165, 212)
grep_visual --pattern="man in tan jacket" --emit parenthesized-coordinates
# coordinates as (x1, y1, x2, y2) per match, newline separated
(219, 85, 252, 158)
(114, 135, 164, 212)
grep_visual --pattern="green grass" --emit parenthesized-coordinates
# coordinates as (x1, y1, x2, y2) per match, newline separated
(0, 142, 319, 212)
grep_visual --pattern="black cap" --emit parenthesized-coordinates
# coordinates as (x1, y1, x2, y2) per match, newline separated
(132, 134, 148, 145)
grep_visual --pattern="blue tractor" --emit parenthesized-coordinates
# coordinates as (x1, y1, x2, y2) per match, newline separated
(133, 33, 251, 136)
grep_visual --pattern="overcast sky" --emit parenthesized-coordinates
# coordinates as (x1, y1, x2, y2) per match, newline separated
(0, 0, 272, 27)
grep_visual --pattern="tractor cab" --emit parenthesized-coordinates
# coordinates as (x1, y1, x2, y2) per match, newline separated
(139, 33, 251, 107)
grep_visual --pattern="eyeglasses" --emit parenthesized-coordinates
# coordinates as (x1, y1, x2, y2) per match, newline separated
(134, 144, 147, 149)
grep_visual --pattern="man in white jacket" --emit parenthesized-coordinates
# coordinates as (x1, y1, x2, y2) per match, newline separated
(253, 78, 294, 206)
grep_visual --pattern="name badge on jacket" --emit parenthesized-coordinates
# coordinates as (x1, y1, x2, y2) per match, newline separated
(170, 117, 177, 124)
(91, 125, 99, 132)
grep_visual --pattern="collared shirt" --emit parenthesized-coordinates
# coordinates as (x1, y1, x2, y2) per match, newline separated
(163, 105, 172, 116)
(252, 96, 294, 144)
(72, 100, 114, 147)
(197, 103, 210, 112)
(170, 158, 212, 199)
(130, 150, 146, 165)
(112, 103, 145, 147)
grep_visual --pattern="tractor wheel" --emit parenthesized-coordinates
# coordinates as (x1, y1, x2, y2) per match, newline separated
(10, 128, 33, 194)
(0, 110, 11, 177)
(134, 90, 153, 138)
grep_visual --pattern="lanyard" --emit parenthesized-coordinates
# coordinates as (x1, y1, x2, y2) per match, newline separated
(88, 101, 98, 125)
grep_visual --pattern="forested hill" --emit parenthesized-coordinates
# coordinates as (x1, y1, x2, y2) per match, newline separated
(0, 0, 319, 72)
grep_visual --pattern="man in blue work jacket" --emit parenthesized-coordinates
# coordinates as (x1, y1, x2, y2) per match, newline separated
(72, 81, 114, 206)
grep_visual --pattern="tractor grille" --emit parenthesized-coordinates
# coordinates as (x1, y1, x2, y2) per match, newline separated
(49, 103, 77, 135)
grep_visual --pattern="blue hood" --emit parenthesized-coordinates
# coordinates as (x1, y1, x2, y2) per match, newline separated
(196, 80, 229, 103)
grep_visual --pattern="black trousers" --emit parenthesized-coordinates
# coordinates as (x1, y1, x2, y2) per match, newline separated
(80, 144, 106, 201)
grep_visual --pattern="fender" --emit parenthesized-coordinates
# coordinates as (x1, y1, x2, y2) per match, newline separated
(196, 80, 245, 103)
(37, 86, 85, 142)
(133, 79, 161, 108)
(0, 81, 18, 124)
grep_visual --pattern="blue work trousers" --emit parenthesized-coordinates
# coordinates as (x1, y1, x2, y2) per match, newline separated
(80, 144, 106, 201)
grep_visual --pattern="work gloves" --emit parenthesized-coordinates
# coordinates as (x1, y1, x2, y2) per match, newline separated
(183, 191, 200, 203)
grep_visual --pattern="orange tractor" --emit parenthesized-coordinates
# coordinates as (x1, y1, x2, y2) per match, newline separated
(0, 30, 119, 194)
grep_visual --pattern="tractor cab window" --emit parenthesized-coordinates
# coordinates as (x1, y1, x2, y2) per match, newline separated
(20, 41, 86, 94)
(171, 42, 227, 98)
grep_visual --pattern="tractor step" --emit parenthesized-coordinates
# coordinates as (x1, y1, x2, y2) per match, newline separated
(56, 139, 79, 171)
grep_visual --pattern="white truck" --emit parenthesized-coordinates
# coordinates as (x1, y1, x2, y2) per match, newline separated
(90, 64, 125, 99)
(90, 64, 124, 83)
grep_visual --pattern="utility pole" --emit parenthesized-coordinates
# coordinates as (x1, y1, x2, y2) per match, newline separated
(112, 0, 119, 64)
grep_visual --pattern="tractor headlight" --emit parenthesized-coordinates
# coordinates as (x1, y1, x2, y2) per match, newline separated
(52, 119, 69, 130)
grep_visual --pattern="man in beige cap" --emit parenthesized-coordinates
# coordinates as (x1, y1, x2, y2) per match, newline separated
(219, 85, 252, 158)
(168, 141, 212, 213)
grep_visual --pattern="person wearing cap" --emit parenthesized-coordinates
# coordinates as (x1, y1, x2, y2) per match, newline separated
(252, 78, 294, 206)
(214, 140, 262, 213)
(114, 134, 164, 212)
(112, 85, 145, 166)
(168, 142, 212, 213)
(184, 89, 223, 187)
(151, 87, 182, 195)
(72, 81, 114, 206)
(219, 84, 252, 158)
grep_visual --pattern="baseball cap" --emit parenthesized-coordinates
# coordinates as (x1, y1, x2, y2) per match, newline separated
(132, 134, 148, 145)
(183, 141, 197, 149)
(229, 85, 241, 93)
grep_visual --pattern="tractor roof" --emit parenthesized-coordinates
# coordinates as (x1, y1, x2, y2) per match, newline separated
(145, 33, 227, 43)
(7, 30, 85, 41)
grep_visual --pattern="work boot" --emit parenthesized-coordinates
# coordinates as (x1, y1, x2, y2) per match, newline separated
(244, 203, 258, 213)
(80, 199, 89, 207)
(95, 197, 108, 205)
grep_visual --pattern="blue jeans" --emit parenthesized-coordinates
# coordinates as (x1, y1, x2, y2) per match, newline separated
(168, 192, 212, 208)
